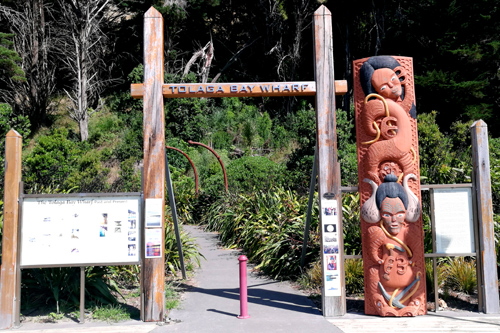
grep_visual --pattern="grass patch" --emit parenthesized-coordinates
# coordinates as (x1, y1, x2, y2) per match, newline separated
(92, 304, 130, 322)
(166, 299, 180, 310)
(165, 283, 180, 310)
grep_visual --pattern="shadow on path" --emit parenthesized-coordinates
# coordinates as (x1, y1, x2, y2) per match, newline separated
(178, 284, 320, 315)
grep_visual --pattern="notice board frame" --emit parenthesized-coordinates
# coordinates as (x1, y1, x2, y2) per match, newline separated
(18, 190, 143, 269)
(431, 186, 475, 255)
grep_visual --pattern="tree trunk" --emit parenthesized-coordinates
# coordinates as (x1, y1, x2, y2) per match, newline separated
(79, 114, 89, 141)
(73, 8, 90, 142)
(31, 0, 40, 110)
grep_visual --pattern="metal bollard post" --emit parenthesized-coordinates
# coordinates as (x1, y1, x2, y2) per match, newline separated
(237, 255, 250, 319)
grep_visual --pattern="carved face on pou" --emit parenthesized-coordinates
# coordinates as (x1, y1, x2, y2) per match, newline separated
(371, 68, 402, 100)
(380, 197, 406, 235)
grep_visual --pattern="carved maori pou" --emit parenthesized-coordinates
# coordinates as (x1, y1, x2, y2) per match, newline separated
(353, 56, 426, 316)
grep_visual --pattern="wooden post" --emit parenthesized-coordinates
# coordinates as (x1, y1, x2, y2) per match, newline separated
(470, 120, 499, 314)
(142, 7, 166, 322)
(0, 129, 22, 329)
(313, 6, 345, 316)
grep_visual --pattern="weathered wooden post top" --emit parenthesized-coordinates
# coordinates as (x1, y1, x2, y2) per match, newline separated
(132, 6, 348, 320)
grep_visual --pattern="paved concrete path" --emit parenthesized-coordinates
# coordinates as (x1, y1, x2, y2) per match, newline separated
(331, 311, 500, 332)
(6, 224, 500, 332)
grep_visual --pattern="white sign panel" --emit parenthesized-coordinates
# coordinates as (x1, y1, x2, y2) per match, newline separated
(434, 188, 475, 254)
(321, 199, 342, 296)
(20, 195, 141, 267)
(145, 198, 163, 228)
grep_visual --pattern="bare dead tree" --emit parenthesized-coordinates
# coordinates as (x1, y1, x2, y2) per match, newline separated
(163, 0, 187, 9)
(183, 41, 214, 83)
(0, 0, 57, 126)
(56, 0, 117, 141)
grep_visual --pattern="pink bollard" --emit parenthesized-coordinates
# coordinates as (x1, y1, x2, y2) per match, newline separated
(237, 255, 250, 319)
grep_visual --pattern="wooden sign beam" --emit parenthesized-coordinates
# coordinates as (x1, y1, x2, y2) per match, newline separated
(141, 7, 165, 322)
(0, 130, 22, 329)
(131, 81, 347, 99)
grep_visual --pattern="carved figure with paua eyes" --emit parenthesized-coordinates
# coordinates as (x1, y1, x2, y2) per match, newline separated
(361, 174, 424, 316)
(359, 56, 417, 184)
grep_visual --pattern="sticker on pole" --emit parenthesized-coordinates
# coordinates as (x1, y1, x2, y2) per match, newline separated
(145, 198, 163, 228)
(321, 199, 341, 296)
(145, 228, 162, 258)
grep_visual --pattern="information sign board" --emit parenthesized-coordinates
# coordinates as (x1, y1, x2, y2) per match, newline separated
(433, 188, 475, 254)
(20, 194, 141, 267)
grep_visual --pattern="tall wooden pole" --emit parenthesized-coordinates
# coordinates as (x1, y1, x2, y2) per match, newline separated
(313, 6, 345, 316)
(142, 7, 165, 321)
(470, 120, 499, 314)
(0, 130, 22, 329)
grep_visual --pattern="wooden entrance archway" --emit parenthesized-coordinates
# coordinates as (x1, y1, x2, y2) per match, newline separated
(131, 5, 347, 321)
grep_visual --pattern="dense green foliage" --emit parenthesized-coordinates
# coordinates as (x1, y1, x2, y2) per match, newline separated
(0, 0, 499, 309)
(0, 32, 25, 82)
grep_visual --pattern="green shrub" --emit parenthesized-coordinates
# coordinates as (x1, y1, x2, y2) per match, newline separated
(114, 158, 141, 192)
(65, 150, 110, 192)
(88, 112, 123, 146)
(165, 97, 213, 142)
(442, 257, 477, 294)
(211, 130, 233, 149)
(165, 138, 193, 170)
(24, 128, 82, 192)
(345, 259, 364, 295)
(113, 125, 143, 161)
(271, 124, 288, 150)
(418, 112, 472, 185)
(0, 103, 31, 143)
(222, 156, 285, 193)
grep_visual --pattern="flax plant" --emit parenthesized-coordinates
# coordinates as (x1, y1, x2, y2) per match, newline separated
(204, 187, 320, 279)
(442, 257, 477, 295)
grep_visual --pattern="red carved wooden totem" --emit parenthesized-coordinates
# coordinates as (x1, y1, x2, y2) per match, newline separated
(353, 56, 427, 316)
